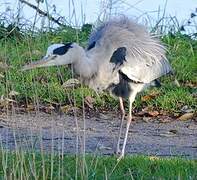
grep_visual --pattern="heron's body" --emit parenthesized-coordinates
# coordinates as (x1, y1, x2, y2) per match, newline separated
(22, 17, 172, 160)
(75, 18, 171, 96)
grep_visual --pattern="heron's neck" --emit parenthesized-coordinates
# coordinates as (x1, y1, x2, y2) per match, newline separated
(73, 46, 97, 78)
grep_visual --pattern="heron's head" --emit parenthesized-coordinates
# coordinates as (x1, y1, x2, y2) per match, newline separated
(22, 42, 82, 71)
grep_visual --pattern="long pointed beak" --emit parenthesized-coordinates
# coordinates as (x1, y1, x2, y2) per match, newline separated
(21, 56, 57, 71)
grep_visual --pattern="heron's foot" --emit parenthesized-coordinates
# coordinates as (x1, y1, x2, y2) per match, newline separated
(117, 154, 124, 162)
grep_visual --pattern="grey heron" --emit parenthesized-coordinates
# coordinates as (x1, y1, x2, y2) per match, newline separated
(22, 17, 172, 160)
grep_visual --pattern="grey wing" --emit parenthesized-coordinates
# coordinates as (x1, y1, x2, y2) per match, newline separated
(120, 56, 172, 83)
(88, 17, 173, 83)
(109, 46, 172, 83)
(87, 23, 105, 51)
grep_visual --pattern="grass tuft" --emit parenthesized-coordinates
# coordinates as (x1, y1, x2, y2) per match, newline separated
(0, 150, 196, 179)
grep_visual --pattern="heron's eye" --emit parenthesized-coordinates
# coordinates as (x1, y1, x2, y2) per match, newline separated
(51, 55, 57, 60)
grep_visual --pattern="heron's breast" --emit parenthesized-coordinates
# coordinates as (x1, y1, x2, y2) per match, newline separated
(108, 80, 132, 99)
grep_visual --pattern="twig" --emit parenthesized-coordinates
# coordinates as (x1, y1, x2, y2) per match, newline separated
(19, 0, 66, 27)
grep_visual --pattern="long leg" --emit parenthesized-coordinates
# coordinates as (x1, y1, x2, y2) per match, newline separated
(116, 97, 125, 154)
(117, 93, 136, 161)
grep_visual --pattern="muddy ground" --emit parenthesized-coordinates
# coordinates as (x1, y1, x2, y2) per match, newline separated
(0, 112, 196, 159)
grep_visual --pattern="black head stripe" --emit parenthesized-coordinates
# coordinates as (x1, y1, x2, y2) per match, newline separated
(53, 43, 73, 55)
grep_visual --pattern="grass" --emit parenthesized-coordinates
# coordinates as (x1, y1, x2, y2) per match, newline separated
(162, 33, 197, 83)
(146, 84, 196, 112)
(0, 150, 196, 179)
(0, 28, 196, 113)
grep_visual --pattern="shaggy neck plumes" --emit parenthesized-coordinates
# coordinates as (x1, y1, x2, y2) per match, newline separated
(72, 45, 98, 79)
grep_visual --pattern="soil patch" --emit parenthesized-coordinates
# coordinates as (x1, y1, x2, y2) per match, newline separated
(0, 112, 196, 158)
